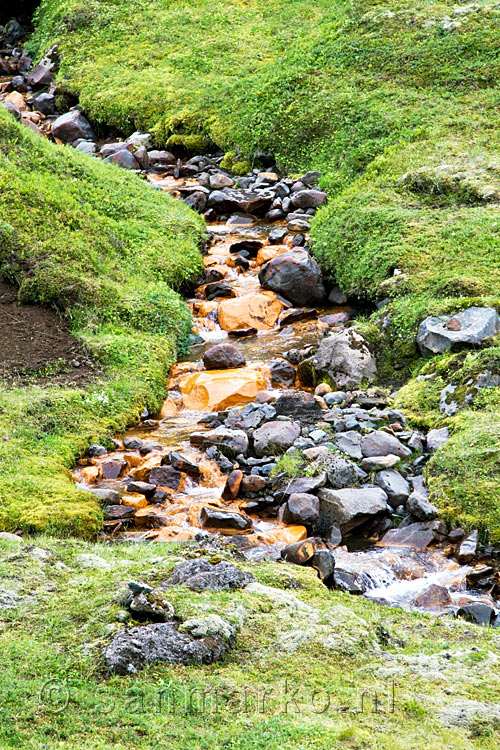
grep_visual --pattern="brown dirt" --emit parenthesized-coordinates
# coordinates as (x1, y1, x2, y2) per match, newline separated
(0, 282, 98, 386)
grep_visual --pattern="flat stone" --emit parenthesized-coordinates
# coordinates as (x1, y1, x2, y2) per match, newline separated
(318, 487, 390, 533)
(360, 454, 401, 471)
(379, 520, 448, 550)
(334, 431, 363, 460)
(417, 307, 500, 356)
(190, 427, 249, 457)
(361, 431, 411, 459)
(200, 506, 252, 531)
(148, 466, 182, 490)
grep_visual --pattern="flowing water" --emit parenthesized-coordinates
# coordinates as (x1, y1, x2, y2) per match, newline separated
(72, 169, 500, 619)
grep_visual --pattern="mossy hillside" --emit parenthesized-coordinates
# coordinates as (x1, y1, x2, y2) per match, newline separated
(0, 107, 204, 536)
(1, 535, 499, 749)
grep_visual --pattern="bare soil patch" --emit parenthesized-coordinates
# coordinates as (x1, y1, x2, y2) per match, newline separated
(0, 282, 97, 386)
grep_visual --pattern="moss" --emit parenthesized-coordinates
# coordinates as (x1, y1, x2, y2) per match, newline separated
(220, 151, 252, 176)
(0, 108, 204, 535)
(165, 134, 213, 155)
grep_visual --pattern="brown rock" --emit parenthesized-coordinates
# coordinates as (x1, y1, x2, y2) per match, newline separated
(203, 343, 246, 370)
(222, 470, 244, 501)
(149, 465, 182, 490)
(218, 293, 283, 332)
(281, 537, 324, 565)
(415, 584, 452, 609)
(446, 317, 462, 331)
(101, 460, 127, 480)
(241, 475, 267, 493)
(179, 368, 266, 411)
(267, 358, 296, 387)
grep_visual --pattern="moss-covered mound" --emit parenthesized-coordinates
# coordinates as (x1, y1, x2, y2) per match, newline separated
(0, 107, 204, 536)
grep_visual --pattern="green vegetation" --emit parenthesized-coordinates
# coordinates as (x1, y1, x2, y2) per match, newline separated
(1, 535, 499, 749)
(0, 107, 204, 535)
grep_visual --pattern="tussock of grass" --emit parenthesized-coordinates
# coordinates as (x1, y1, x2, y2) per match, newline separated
(0, 108, 204, 536)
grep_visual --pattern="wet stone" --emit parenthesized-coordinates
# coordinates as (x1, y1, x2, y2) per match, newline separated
(199, 507, 252, 531)
(148, 465, 182, 490)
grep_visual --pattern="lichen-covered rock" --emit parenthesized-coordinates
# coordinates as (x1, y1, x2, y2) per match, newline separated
(310, 328, 376, 389)
(103, 622, 229, 674)
(179, 614, 236, 645)
(417, 307, 500, 356)
(163, 559, 255, 592)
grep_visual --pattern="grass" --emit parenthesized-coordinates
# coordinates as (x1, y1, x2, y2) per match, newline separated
(0, 107, 204, 536)
(0, 535, 499, 749)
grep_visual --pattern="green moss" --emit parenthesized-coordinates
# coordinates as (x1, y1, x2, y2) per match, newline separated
(220, 152, 252, 176)
(0, 536, 499, 749)
(0, 108, 204, 536)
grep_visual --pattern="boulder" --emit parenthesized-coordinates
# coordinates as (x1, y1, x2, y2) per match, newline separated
(374, 470, 410, 507)
(51, 110, 96, 143)
(310, 328, 376, 389)
(426, 427, 450, 453)
(361, 431, 411, 459)
(279, 493, 320, 525)
(290, 189, 327, 209)
(190, 427, 248, 457)
(164, 559, 255, 591)
(457, 530, 478, 563)
(104, 621, 229, 674)
(456, 603, 498, 627)
(281, 537, 324, 565)
(267, 358, 296, 387)
(199, 506, 252, 531)
(326, 455, 365, 489)
(203, 343, 246, 370)
(252, 420, 301, 457)
(318, 487, 390, 533)
(218, 293, 283, 332)
(258, 249, 325, 306)
(417, 307, 500, 356)
(311, 549, 336, 583)
(179, 368, 266, 410)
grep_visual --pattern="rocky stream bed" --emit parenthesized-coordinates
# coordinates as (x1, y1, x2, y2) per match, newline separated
(1, 17, 500, 642)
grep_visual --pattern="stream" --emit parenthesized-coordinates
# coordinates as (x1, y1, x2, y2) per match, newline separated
(1, 16, 499, 625)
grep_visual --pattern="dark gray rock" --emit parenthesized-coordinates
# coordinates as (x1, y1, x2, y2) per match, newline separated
(103, 149, 140, 169)
(318, 487, 390, 533)
(278, 493, 320, 525)
(51, 110, 96, 143)
(203, 343, 246, 370)
(168, 451, 201, 477)
(406, 486, 438, 520)
(274, 390, 323, 423)
(274, 473, 327, 501)
(457, 530, 478, 563)
(104, 622, 228, 674)
(128, 589, 175, 621)
(126, 481, 156, 497)
(311, 328, 376, 389)
(311, 549, 336, 582)
(200, 507, 251, 531)
(361, 431, 411, 459)
(87, 443, 107, 457)
(148, 150, 176, 167)
(326, 455, 365, 489)
(32, 92, 55, 115)
(456, 603, 498, 627)
(258, 249, 325, 306)
(374, 470, 410, 507)
(417, 307, 500, 356)
(190, 427, 249, 457)
(164, 559, 255, 591)
(252, 420, 301, 457)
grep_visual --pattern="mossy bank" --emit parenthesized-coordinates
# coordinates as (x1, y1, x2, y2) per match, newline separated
(1, 535, 499, 749)
(0, 107, 204, 536)
(26, 0, 500, 539)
